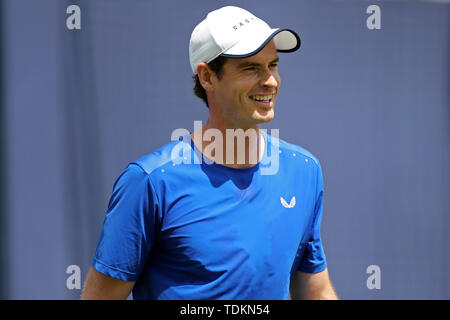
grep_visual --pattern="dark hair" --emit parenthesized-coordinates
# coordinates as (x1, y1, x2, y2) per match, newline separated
(192, 55, 228, 108)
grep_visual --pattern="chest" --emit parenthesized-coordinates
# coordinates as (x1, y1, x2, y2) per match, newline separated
(153, 168, 317, 273)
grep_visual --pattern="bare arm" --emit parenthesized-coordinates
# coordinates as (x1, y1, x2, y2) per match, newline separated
(289, 268, 338, 300)
(81, 266, 135, 300)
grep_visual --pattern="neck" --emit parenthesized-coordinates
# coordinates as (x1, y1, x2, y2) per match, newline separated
(191, 117, 265, 168)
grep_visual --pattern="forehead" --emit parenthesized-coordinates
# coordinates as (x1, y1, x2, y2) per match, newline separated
(225, 40, 279, 68)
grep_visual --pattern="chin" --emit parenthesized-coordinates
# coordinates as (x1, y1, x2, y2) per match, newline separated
(254, 108, 275, 123)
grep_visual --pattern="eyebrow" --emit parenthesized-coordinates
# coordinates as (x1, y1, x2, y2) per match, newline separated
(236, 57, 279, 69)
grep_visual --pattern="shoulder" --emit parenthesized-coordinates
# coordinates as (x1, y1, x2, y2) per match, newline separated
(111, 139, 190, 191)
(130, 139, 189, 175)
(265, 131, 321, 167)
(110, 139, 190, 200)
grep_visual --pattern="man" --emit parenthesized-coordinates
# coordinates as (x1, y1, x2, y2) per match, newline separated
(82, 6, 338, 300)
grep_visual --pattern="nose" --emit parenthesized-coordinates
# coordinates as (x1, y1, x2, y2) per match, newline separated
(260, 68, 279, 88)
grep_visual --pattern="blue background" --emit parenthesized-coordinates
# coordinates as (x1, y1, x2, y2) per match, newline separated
(0, 0, 449, 299)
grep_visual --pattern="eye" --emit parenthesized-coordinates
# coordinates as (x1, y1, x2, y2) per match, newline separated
(270, 63, 278, 68)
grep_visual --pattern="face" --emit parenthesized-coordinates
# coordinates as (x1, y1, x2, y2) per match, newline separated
(209, 40, 281, 128)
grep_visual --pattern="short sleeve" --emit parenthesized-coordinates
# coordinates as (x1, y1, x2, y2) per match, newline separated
(297, 162, 328, 273)
(92, 163, 159, 281)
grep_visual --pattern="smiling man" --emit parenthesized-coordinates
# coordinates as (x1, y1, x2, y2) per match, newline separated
(197, 44, 279, 129)
(81, 6, 338, 300)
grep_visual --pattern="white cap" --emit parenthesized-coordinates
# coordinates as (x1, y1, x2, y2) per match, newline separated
(189, 6, 301, 74)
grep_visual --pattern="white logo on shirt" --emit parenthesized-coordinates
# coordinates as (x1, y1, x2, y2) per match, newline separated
(280, 196, 296, 208)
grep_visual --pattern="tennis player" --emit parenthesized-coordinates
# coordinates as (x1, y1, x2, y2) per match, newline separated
(81, 6, 338, 300)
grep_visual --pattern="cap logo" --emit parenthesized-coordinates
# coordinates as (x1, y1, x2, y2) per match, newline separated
(232, 16, 256, 31)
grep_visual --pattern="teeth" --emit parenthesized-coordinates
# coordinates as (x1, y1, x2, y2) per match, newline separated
(251, 95, 273, 101)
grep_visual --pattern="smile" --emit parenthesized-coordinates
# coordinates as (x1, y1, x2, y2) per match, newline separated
(250, 94, 274, 102)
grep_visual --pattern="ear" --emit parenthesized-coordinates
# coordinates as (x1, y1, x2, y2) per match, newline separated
(196, 62, 215, 92)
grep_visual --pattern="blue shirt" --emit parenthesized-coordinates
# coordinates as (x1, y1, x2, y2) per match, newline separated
(92, 132, 327, 299)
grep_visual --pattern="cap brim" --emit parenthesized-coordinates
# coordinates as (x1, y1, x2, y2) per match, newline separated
(220, 28, 301, 58)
